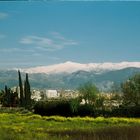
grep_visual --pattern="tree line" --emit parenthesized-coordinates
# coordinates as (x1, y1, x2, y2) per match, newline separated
(0, 70, 31, 109)
(0, 71, 140, 117)
(34, 74, 140, 117)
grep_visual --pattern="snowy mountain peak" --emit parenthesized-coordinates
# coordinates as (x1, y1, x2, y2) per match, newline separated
(21, 61, 140, 74)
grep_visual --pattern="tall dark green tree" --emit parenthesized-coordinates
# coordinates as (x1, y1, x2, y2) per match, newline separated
(122, 74, 140, 106)
(18, 70, 24, 107)
(24, 73, 31, 108)
(4, 85, 11, 107)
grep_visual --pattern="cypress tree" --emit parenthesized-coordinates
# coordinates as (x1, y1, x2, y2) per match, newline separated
(5, 85, 8, 95)
(4, 85, 11, 107)
(18, 70, 24, 107)
(24, 73, 31, 108)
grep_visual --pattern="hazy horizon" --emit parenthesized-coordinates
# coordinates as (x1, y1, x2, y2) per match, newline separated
(0, 1, 140, 68)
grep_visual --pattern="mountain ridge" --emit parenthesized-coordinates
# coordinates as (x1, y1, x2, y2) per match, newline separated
(1, 67, 140, 92)
(20, 61, 140, 74)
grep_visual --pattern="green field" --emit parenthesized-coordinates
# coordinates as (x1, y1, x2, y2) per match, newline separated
(0, 112, 140, 140)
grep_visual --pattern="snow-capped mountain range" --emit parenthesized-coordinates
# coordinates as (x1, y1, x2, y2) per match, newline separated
(1, 61, 140, 91)
(20, 61, 140, 74)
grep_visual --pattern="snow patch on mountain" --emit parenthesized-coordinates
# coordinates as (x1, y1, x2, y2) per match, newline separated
(20, 61, 140, 74)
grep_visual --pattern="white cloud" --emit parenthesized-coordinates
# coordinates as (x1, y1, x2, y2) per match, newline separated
(51, 32, 65, 40)
(20, 33, 78, 51)
(51, 32, 78, 45)
(0, 12, 8, 19)
(20, 36, 53, 46)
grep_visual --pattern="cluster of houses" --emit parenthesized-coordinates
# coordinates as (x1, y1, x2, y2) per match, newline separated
(31, 89, 79, 101)
(11, 87, 122, 108)
(11, 86, 79, 101)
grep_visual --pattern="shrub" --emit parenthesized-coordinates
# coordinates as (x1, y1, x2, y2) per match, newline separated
(111, 105, 140, 118)
(34, 100, 73, 116)
(34, 100, 98, 117)
(77, 104, 95, 117)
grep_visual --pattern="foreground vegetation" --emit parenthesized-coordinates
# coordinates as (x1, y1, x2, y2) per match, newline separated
(0, 111, 140, 140)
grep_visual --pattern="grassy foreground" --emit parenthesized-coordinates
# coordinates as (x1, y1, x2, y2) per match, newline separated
(0, 113, 140, 140)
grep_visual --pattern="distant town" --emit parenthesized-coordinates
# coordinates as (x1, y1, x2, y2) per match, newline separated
(10, 86, 123, 110)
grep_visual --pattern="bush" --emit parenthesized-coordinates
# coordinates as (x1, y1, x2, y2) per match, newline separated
(77, 104, 95, 117)
(34, 100, 73, 116)
(34, 100, 97, 117)
(34, 100, 140, 117)
(111, 105, 140, 118)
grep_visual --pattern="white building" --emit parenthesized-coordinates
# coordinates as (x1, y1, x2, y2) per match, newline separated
(31, 90, 42, 101)
(45, 90, 60, 99)
(59, 90, 79, 98)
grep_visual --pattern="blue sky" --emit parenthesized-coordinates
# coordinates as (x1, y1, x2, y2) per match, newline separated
(0, 1, 140, 68)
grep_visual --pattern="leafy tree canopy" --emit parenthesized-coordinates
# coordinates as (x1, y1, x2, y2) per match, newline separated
(78, 82, 99, 105)
(121, 73, 140, 106)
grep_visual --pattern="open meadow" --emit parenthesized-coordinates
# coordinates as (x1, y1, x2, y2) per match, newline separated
(0, 110, 140, 140)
